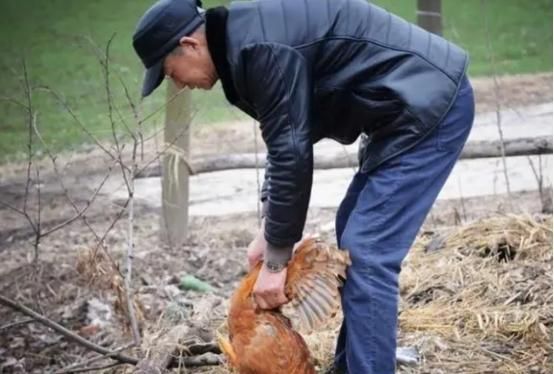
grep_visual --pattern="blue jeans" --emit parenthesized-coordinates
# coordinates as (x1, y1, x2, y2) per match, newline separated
(334, 76, 475, 373)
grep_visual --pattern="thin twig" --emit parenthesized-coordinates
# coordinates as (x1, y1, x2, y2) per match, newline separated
(31, 118, 117, 240)
(82, 34, 138, 143)
(526, 156, 542, 192)
(54, 343, 135, 374)
(105, 36, 122, 155)
(126, 83, 145, 161)
(140, 86, 189, 124)
(1, 110, 118, 249)
(114, 104, 135, 142)
(34, 86, 118, 162)
(96, 35, 142, 345)
(110, 45, 142, 348)
(140, 121, 166, 144)
(0, 200, 31, 219)
(40, 173, 111, 237)
(527, 155, 545, 208)
(134, 122, 195, 178)
(33, 166, 41, 262)
(61, 33, 149, 151)
(22, 59, 34, 219)
(0, 111, 38, 234)
(0, 317, 34, 331)
(481, 0, 513, 208)
(457, 176, 468, 223)
(30, 116, 122, 276)
(0, 95, 28, 109)
(103, 34, 138, 158)
(125, 165, 141, 345)
(56, 362, 123, 374)
(92, 197, 130, 257)
(0, 294, 139, 365)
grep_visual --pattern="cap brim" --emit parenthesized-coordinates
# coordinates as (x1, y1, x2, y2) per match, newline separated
(141, 59, 165, 97)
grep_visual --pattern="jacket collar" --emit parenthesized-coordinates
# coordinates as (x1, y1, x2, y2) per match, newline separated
(205, 6, 240, 105)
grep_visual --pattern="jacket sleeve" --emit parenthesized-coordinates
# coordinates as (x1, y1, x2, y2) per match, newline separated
(240, 43, 313, 252)
(260, 161, 269, 218)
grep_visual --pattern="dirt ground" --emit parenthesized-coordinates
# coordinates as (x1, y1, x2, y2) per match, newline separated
(0, 73, 552, 373)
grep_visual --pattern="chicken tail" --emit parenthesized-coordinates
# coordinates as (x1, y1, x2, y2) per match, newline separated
(217, 330, 238, 368)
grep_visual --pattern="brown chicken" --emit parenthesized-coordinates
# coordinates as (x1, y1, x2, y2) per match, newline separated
(218, 238, 351, 374)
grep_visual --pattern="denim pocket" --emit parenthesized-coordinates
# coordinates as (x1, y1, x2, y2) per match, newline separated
(436, 77, 475, 152)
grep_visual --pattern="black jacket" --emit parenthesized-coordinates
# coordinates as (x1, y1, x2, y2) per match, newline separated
(205, 0, 468, 250)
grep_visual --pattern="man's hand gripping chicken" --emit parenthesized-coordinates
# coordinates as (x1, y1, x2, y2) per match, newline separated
(218, 236, 351, 374)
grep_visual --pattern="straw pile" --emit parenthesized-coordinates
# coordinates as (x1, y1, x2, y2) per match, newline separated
(398, 214, 552, 373)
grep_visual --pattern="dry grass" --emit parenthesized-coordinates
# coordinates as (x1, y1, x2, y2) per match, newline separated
(398, 214, 552, 373)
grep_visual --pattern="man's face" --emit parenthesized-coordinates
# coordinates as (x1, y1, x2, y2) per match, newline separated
(163, 34, 218, 90)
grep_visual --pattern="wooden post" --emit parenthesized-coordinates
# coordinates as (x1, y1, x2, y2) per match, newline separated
(161, 81, 191, 246)
(417, 0, 443, 36)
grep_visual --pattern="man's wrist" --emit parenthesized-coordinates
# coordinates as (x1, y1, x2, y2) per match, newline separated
(264, 242, 293, 272)
(264, 261, 287, 273)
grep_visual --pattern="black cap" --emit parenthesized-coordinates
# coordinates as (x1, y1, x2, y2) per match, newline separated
(133, 0, 205, 97)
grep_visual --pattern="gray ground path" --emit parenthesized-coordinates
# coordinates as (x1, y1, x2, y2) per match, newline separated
(108, 103, 553, 216)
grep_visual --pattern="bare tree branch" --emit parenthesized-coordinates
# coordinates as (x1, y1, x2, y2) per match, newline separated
(527, 155, 546, 210)
(40, 174, 110, 237)
(56, 361, 124, 374)
(0, 317, 34, 331)
(0, 95, 29, 110)
(98, 34, 142, 345)
(0, 200, 32, 221)
(1, 40, 230, 374)
(139, 86, 189, 124)
(105, 35, 124, 154)
(134, 126, 195, 179)
(54, 343, 135, 374)
(125, 168, 141, 345)
(85, 34, 149, 167)
(7, 61, 46, 262)
(140, 122, 165, 144)
(92, 198, 130, 257)
(34, 86, 118, 162)
(29, 111, 124, 278)
(22, 59, 34, 221)
(33, 166, 41, 262)
(481, 0, 513, 207)
(2, 107, 118, 260)
(0, 294, 139, 365)
(111, 39, 141, 347)
(31, 116, 117, 237)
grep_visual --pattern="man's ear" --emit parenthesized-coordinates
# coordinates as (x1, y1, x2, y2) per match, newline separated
(178, 36, 199, 50)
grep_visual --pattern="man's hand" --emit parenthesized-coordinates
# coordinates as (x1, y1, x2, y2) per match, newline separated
(248, 231, 315, 309)
(253, 264, 288, 309)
